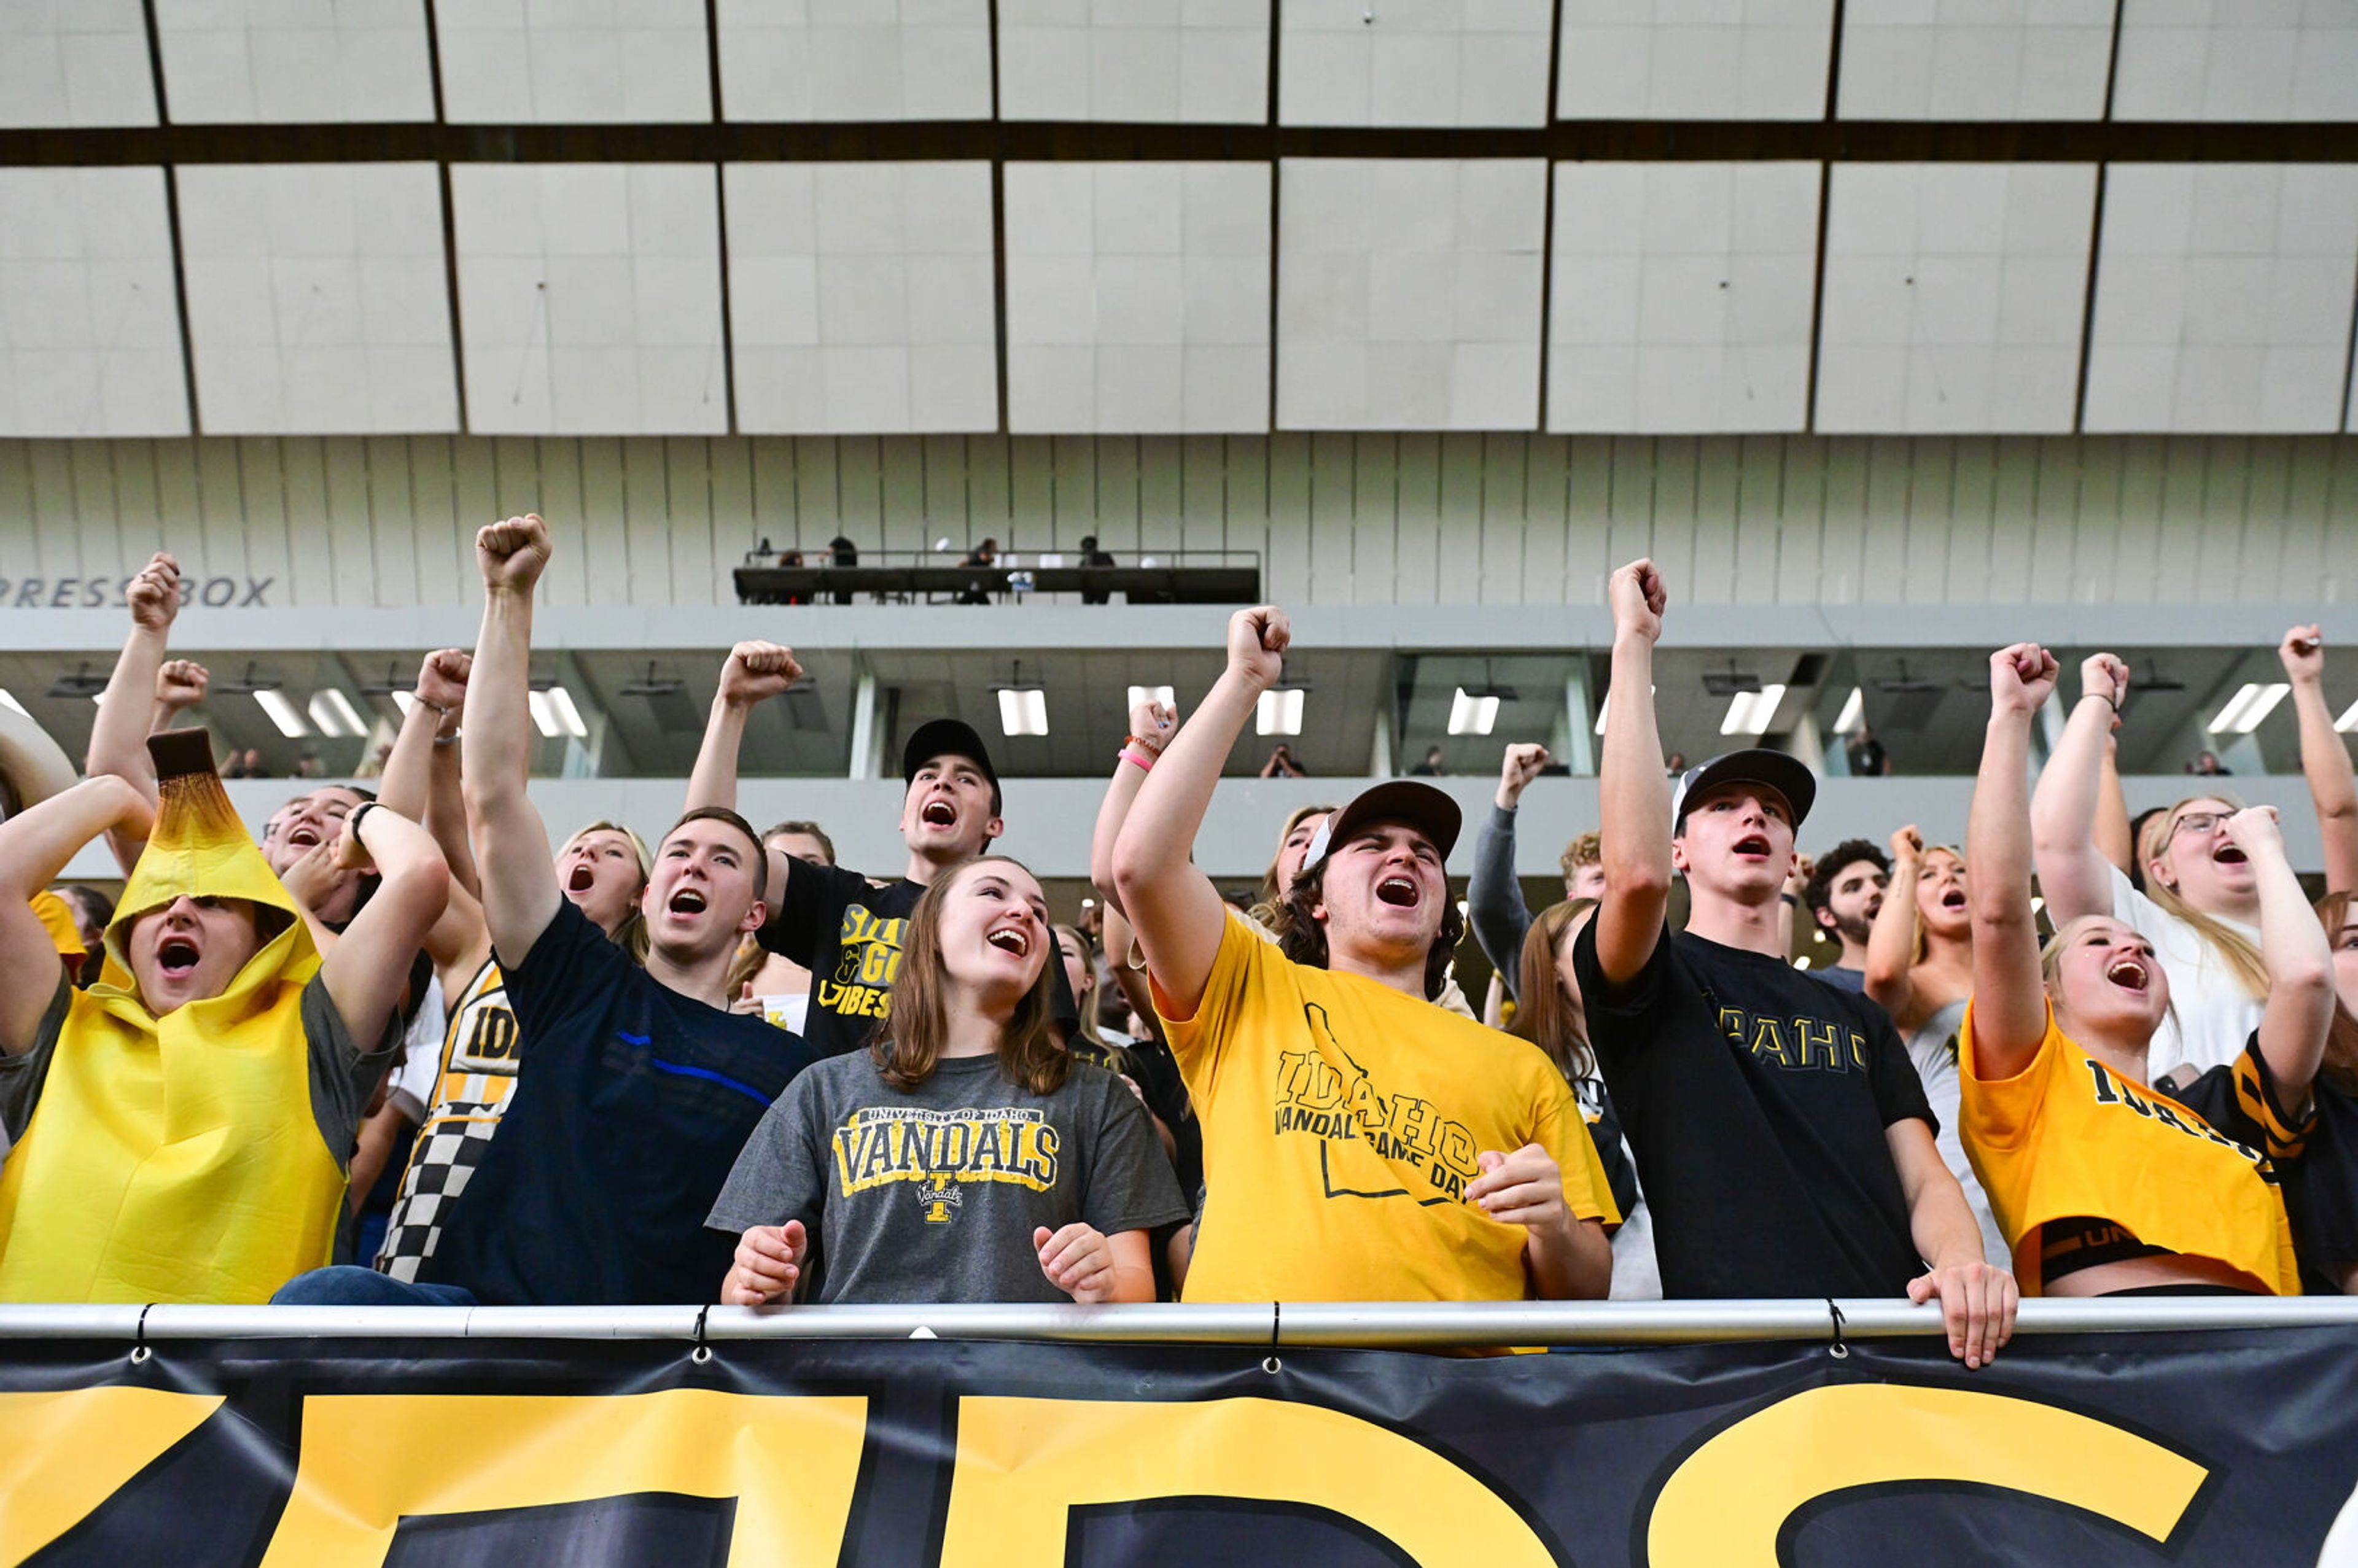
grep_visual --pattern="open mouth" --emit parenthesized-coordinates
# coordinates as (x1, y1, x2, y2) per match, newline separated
(1376, 874, 1420, 909)
(2214, 845, 2248, 865)
(1732, 834, 1772, 858)
(157, 937, 201, 979)
(286, 825, 323, 850)
(921, 800, 957, 828)
(986, 926, 1030, 957)
(1942, 889, 1968, 910)
(2106, 957, 2150, 993)
(667, 888, 707, 917)
(567, 863, 597, 893)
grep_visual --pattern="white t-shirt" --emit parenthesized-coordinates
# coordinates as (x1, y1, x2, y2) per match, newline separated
(386, 974, 446, 1124)
(755, 992, 810, 1036)
(2107, 865, 2263, 1079)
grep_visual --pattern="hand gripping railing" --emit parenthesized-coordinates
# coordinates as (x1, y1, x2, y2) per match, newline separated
(6, 1296, 2358, 1352)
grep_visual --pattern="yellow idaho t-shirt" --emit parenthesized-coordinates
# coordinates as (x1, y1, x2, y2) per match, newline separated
(1155, 913, 1616, 1303)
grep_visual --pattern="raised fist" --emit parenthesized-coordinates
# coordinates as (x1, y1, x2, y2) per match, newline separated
(416, 649, 472, 715)
(477, 514, 551, 594)
(719, 640, 804, 707)
(1497, 742, 1550, 808)
(155, 659, 209, 711)
(1129, 694, 1178, 755)
(1990, 643, 2060, 717)
(2279, 624, 2324, 685)
(1226, 606, 1290, 689)
(1608, 559, 1667, 644)
(126, 554, 182, 634)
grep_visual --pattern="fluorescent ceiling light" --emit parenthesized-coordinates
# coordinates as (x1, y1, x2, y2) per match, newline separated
(0, 689, 25, 717)
(1593, 694, 1609, 735)
(1256, 687, 1303, 737)
(1834, 686, 1864, 735)
(544, 685, 588, 739)
(254, 688, 311, 739)
(997, 687, 1048, 737)
(392, 691, 417, 718)
(1127, 685, 1175, 712)
(1448, 687, 1500, 736)
(309, 689, 366, 738)
(2207, 683, 2289, 735)
(2337, 698, 2358, 735)
(1719, 683, 1787, 737)
(525, 690, 563, 739)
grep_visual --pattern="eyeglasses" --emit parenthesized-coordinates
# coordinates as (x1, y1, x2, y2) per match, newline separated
(2167, 811, 2228, 841)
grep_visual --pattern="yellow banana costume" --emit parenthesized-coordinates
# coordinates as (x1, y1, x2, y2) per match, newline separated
(0, 732, 346, 1303)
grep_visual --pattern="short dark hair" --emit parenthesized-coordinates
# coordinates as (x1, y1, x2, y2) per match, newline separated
(664, 806, 768, 904)
(1804, 839, 1888, 918)
(762, 819, 836, 867)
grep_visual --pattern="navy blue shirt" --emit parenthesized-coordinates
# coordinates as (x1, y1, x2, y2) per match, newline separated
(426, 899, 813, 1304)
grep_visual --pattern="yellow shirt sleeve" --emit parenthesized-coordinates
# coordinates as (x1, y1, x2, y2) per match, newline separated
(1539, 1072, 1620, 1228)
(1151, 909, 1270, 1098)
(29, 891, 84, 961)
(1956, 998, 2063, 1154)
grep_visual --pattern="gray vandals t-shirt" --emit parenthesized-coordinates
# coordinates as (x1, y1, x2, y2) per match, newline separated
(707, 1050, 1187, 1305)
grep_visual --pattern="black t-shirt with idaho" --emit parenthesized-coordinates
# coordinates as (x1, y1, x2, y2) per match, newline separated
(1572, 921, 1935, 1298)
(759, 860, 1082, 1060)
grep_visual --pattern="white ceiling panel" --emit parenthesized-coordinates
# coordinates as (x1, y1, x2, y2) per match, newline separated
(2113, 2, 2358, 122)
(1548, 161, 1818, 433)
(1281, 0, 1550, 126)
(155, 0, 434, 123)
(1837, 0, 2112, 120)
(1558, 0, 1837, 120)
(2085, 163, 2358, 434)
(0, 0, 158, 126)
(1005, 161, 1269, 433)
(1278, 158, 1546, 430)
(1816, 162, 2095, 434)
(452, 163, 727, 434)
(1003, 0, 1267, 123)
(715, 0, 990, 121)
(177, 163, 456, 434)
(435, 0, 711, 123)
(726, 161, 996, 433)
(0, 167, 188, 437)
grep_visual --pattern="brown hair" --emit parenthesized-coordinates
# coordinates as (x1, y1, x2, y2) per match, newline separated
(1052, 923, 1111, 1050)
(871, 856, 1068, 1096)
(1510, 898, 1598, 1080)
(2146, 794, 2268, 1003)
(664, 806, 768, 904)
(2314, 891, 2358, 1095)
(1270, 852, 1466, 1003)
(762, 819, 836, 867)
(1557, 831, 1601, 885)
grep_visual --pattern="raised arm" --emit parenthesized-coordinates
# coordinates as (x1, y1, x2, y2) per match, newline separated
(1969, 643, 2063, 1078)
(683, 640, 804, 903)
(461, 514, 564, 966)
(2281, 626, 2358, 893)
(1865, 826, 1925, 1019)
(84, 555, 183, 872)
(0, 776, 152, 1054)
(1593, 561, 1673, 987)
(378, 650, 489, 974)
(1089, 694, 1178, 918)
(2029, 653, 2128, 925)
(1112, 607, 1286, 1014)
(1469, 744, 1544, 993)
(2227, 805, 2334, 1103)
(316, 802, 449, 1052)
(2095, 735, 2134, 876)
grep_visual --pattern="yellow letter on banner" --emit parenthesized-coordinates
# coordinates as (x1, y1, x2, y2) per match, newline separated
(1646, 1383, 2209, 1567)
(257, 1391, 866, 1567)
(0, 1388, 224, 1567)
(938, 1396, 1558, 1568)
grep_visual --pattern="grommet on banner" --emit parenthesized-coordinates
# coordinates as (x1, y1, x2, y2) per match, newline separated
(130, 1303, 153, 1365)
(1825, 1300, 1849, 1360)
(690, 1305, 714, 1365)
(1263, 1302, 1282, 1374)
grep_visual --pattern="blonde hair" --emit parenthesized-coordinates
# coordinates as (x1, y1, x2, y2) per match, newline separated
(1910, 845, 1964, 969)
(872, 857, 1067, 1096)
(1249, 803, 1337, 928)
(2145, 795, 2268, 1003)
(562, 819, 655, 961)
(1052, 923, 1111, 1050)
(2040, 914, 2178, 1041)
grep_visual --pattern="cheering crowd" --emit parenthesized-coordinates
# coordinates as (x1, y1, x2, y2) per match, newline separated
(4, 518, 2357, 1369)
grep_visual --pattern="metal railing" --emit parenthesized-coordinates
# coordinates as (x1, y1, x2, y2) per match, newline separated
(6, 1297, 2356, 1349)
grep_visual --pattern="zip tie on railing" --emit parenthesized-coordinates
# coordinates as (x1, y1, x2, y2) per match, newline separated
(1263, 1301, 1282, 1375)
(131, 1303, 154, 1366)
(1825, 1300, 1848, 1361)
(690, 1305, 713, 1365)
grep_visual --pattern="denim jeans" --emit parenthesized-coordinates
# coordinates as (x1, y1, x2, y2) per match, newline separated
(270, 1265, 478, 1307)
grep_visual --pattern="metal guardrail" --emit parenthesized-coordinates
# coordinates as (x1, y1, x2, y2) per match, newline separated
(6, 1297, 2357, 1349)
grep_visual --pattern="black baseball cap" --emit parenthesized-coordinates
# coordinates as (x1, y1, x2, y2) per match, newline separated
(1302, 780, 1463, 872)
(902, 718, 1002, 816)
(1671, 749, 1817, 833)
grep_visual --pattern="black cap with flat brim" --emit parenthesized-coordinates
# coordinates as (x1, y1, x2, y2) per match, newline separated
(1302, 780, 1463, 873)
(903, 718, 1002, 817)
(1672, 749, 1818, 833)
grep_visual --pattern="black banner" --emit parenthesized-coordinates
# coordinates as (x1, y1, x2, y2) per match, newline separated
(6, 1327, 2358, 1566)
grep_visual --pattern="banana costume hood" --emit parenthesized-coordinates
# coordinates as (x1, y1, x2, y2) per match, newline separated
(0, 731, 344, 1303)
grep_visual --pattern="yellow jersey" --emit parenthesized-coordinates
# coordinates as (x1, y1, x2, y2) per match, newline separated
(1155, 914, 1616, 1303)
(1958, 1001, 2306, 1296)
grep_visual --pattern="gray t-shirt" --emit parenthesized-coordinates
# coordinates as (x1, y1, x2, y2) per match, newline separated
(708, 1050, 1188, 1305)
(0, 971, 394, 1171)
